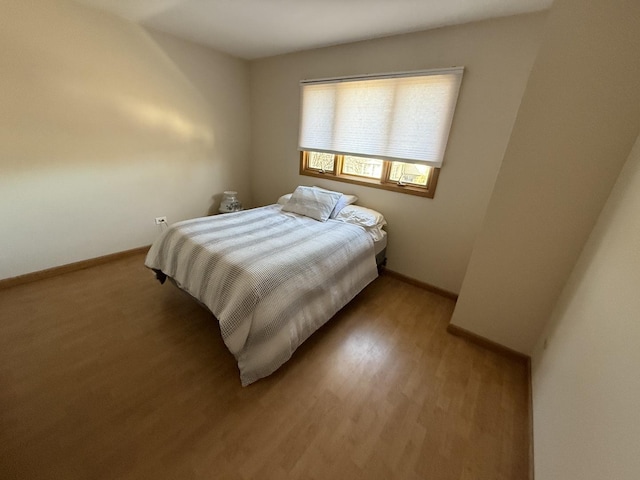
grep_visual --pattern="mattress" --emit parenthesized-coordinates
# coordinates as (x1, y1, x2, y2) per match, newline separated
(373, 230, 387, 256)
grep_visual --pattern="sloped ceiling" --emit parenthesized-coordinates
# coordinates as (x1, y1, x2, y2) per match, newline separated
(75, 0, 553, 59)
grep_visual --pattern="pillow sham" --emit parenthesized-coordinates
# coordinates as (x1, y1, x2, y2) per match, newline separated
(311, 186, 358, 218)
(335, 205, 386, 228)
(281, 186, 342, 222)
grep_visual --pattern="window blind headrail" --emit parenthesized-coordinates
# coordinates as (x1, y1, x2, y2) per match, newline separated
(300, 67, 464, 86)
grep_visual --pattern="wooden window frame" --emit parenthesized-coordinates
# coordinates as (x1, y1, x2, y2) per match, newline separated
(300, 151, 440, 198)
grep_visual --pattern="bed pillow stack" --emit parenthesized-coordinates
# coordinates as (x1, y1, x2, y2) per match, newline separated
(278, 187, 387, 241)
(278, 186, 358, 220)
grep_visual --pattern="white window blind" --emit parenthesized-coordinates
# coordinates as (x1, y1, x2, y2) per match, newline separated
(298, 67, 464, 168)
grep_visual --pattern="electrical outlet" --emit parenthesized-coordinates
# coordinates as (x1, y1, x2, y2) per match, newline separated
(155, 216, 167, 225)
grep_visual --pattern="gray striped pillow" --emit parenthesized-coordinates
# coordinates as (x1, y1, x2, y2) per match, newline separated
(281, 186, 342, 222)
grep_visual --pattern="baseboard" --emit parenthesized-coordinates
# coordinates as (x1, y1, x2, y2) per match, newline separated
(446, 323, 529, 363)
(0, 246, 150, 290)
(382, 269, 458, 300)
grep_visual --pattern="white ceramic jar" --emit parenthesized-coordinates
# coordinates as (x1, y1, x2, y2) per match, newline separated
(219, 191, 242, 213)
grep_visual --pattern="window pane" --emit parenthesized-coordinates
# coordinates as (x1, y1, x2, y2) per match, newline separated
(342, 155, 384, 179)
(388, 162, 431, 186)
(308, 151, 335, 171)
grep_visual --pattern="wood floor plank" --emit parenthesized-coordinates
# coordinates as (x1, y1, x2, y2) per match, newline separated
(0, 253, 529, 479)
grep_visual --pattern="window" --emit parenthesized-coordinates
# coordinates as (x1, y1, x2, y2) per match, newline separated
(300, 151, 440, 198)
(298, 67, 463, 198)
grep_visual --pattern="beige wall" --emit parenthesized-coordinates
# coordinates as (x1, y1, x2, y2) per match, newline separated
(531, 133, 640, 479)
(0, 0, 251, 280)
(249, 13, 546, 294)
(451, 0, 640, 353)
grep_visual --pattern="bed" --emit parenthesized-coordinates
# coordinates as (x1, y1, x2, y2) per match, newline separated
(145, 186, 387, 386)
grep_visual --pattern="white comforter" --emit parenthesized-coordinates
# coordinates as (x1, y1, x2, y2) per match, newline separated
(145, 205, 378, 385)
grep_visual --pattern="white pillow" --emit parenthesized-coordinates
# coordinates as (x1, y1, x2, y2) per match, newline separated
(311, 186, 358, 218)
(335, 205, 386, 228)
(331, 194, 358, 218)
(281, 186, 342, 222)
(363, 225, 386, 242)
(277, 193, 292, 205)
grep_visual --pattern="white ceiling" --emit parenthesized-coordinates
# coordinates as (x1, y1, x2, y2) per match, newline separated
(76, 0, 553, 60)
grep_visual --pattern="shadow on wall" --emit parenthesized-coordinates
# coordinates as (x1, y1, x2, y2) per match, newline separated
(208, 193, 223, 215)
(0, 0, 216, 172)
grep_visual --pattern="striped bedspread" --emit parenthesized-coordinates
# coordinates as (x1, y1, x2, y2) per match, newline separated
(145, 205, 378, 386)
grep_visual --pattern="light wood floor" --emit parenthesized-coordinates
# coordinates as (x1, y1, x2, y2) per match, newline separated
(0, 254, 530, 480)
